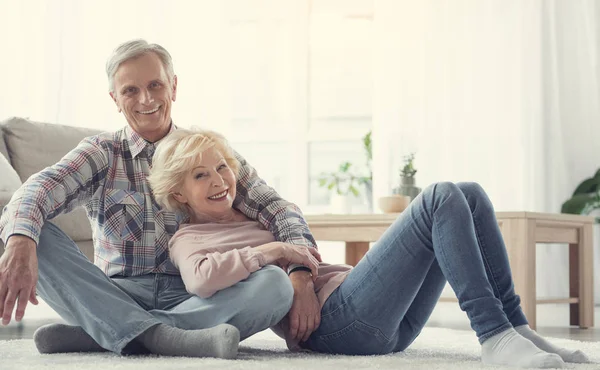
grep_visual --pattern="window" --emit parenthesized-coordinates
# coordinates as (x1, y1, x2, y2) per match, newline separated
(225, 0, 374, 214)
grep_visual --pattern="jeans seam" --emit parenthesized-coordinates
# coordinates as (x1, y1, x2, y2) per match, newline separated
(153, 274, 159, 309)
(472, 216, 502, 299)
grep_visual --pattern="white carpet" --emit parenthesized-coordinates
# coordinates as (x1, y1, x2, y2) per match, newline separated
(0, 327, 598, 370)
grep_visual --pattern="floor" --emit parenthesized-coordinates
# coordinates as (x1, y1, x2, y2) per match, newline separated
(1, 302, 599, 342)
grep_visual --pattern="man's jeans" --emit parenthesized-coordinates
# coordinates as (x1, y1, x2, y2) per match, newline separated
(35, 223, 294, 354)
(304, 182, 529, 355)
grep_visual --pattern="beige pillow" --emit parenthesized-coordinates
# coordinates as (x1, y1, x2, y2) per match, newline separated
(0, 153, 21, 192)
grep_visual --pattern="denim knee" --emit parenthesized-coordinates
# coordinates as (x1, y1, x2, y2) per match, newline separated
(456, 182, 493, 211)
(456, 182, 485, 198)
(247, 266, 294, 324)
(424, 181, 461, 200)
(36, 222, 80, 263)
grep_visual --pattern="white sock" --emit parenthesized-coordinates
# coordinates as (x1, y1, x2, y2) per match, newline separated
(515, 325, 590, 363)
(481, 328, 565, 368)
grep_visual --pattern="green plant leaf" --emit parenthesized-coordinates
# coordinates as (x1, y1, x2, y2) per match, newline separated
(327, 182, 336, 190)
(339, 162, 352, 172)
(561, 193, 600, 214)
(349, 185, 360, 197)
(572, 177, 600, 196)
(318, 178, 328, 187)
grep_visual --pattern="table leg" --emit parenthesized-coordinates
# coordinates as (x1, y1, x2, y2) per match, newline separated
(345, 242, 370, 266)
(569, 243, 580, 326)
(501, 219, 537, 329)
(570, 225, 594, 328)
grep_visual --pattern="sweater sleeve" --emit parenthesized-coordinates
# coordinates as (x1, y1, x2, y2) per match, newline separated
(170, 234, 267, 299)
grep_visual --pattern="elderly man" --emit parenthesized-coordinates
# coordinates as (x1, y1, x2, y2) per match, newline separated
(0, 40, 320, 358)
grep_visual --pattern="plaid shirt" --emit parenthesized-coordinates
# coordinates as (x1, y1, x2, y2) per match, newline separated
(0, 125, 317, 277)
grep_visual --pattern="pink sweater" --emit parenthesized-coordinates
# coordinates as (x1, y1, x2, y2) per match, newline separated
(168, 221, 352, 308)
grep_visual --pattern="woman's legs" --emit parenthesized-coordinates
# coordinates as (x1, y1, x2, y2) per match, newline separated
(306, 182, 563, 368)
(457, 182, 589, 363)
(455, 182, 527, 327)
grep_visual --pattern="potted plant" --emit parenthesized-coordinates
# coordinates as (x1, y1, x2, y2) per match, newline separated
(318, 131, 373, 213)
(393, 153, 421, 201)
(561, 169, 600, 222)
(318, 162, 364, 213)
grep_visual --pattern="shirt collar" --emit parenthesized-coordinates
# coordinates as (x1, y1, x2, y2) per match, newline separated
(126, 122, 177, 159)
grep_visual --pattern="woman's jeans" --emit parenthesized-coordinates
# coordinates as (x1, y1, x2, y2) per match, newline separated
(34, 223, 294, 354)
(304, 182, 529, 355)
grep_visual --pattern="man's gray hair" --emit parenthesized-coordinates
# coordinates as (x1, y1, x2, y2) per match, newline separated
(106, 39, 175, 93)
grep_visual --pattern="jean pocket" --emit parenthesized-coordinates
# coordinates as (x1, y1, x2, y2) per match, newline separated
(316, 320, 390, 355)
(103, 188, 145, 242)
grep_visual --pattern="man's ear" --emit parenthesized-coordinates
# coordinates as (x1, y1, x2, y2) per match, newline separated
(172, 191, 187, 204)
(171, 75, 178, 102)
(109, 92, 121, 113)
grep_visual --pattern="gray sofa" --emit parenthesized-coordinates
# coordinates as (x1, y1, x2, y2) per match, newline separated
(0, 117, 103, 260)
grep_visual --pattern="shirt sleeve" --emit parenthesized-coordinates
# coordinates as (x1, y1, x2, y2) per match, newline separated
(0, 136, 109, 245)
(169, 233, 268, 299)
(232, 151, 318, 252)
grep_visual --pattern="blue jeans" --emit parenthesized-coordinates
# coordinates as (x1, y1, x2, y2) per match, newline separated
(304, 182, 529, 355)
(34, 223, 294, 354)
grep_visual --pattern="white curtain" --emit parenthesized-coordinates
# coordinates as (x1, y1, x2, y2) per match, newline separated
(541, 0, 600, 304)
(373, 0, 600, 304)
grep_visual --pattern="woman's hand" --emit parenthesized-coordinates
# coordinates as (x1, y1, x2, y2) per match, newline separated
(255, 242, 321, 278)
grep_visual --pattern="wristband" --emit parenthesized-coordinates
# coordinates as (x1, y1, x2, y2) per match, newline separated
(288, 265, 312, 276)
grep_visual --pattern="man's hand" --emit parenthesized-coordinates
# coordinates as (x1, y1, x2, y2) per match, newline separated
(287, 271, 321, 342)
(0, 235, 39, 325)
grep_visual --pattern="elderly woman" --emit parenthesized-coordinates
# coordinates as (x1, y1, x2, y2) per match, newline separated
(148, 128, 589, 368)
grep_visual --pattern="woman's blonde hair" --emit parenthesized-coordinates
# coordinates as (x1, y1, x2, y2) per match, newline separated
(147, 128, 240, 212)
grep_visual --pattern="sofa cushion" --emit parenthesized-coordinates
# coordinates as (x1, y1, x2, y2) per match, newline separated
(0, 127, 9, 163)
(1, 117, 103, 243)
(1, 117, 102, 181)
(0, 153, 21, 193)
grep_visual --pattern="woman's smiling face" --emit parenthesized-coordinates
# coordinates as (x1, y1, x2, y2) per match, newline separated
(173, 146, 237, 220)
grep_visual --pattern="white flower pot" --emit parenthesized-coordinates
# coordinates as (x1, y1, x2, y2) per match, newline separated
(330, 194, 353, 214)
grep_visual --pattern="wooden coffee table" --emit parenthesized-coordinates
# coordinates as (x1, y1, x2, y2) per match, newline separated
(305, 212, 594, 330)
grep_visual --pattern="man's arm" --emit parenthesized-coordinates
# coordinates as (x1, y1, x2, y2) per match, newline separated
(0, 136, 109, 325)
(232, 151, 317, 251)
(0, 136, 109, 245)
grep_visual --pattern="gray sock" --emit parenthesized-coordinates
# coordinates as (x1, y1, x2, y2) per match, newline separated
(515, 325, 590, 363)
(138, 323, 239, 359)
(481, 327, 565, 368)
(33, 323, 106, 353)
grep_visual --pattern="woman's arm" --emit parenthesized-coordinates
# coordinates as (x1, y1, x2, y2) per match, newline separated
(171, 238, 266, 298)
(170, 237, 321, 299)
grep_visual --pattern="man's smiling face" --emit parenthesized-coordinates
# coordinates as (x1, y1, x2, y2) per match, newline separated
(110, 52, 177, 142)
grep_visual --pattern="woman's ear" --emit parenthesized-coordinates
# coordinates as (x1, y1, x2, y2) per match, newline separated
(171, 191, 187, 204)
